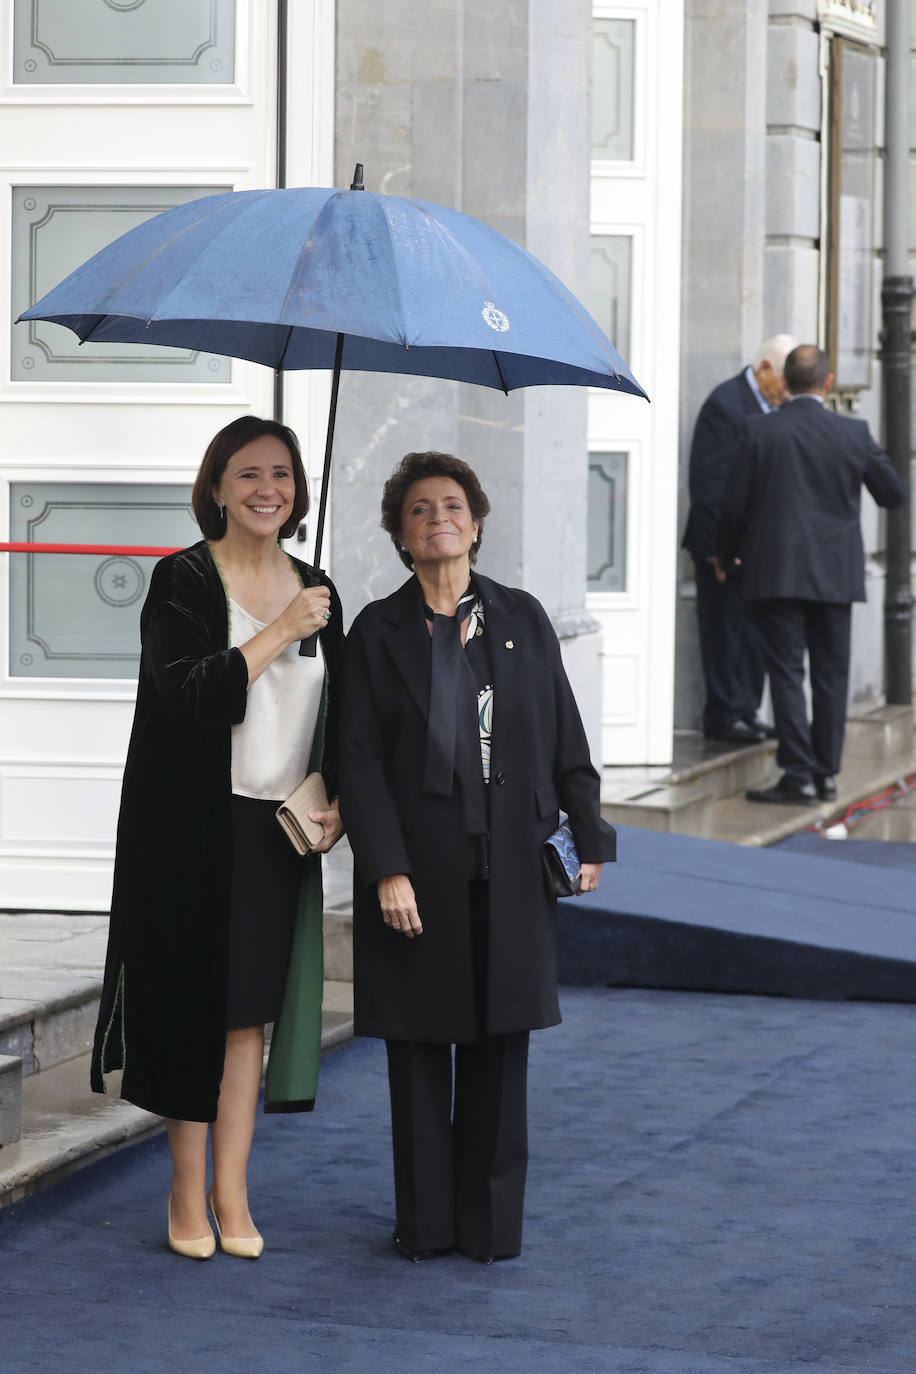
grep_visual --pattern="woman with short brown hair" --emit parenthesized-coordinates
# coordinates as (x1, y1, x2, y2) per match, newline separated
(340, 449, 615, 1264)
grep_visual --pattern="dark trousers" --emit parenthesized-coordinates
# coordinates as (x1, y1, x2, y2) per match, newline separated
(385, 1032, 529, 1255)
(753, 598, 852, 785)
(384, 879, 530, 1256)
(694, 559, 765, 734)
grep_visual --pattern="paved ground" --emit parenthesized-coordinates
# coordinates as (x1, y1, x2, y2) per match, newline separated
(840, 775, 916, 841)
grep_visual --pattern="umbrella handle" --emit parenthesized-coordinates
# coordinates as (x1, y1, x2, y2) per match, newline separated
(298, 569, 325, 657)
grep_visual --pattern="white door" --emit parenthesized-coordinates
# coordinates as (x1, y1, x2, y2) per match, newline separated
(587, 3, 683, 765)
(0, 0, 334, 910)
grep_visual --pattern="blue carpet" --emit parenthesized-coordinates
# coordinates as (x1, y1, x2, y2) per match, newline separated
(4, 987, 916, 1372)
(778, 832, 916, 872)
(558, 826, 916, 1000)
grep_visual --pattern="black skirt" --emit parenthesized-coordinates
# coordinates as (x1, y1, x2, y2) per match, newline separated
(226, 794, 303, 1029)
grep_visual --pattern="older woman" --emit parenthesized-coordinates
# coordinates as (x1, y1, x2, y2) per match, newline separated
(339, 450, 616, 1263)
(91, 415, 343, 1261)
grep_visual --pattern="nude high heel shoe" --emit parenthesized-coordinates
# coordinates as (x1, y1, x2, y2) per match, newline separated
(207, 1189, 264, 1259)
(167, 1195, 216, 1260)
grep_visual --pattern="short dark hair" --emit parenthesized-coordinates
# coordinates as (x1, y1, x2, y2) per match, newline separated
(381, 451, 492, 570)
(784, 345, 831, 395)
(191, 415, 309, 541)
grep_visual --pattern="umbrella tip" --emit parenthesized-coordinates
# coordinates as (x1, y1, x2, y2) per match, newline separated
(350, 163, 365, 191)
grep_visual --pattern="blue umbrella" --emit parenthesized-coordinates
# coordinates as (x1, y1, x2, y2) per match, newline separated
(19, 166, 647, 573)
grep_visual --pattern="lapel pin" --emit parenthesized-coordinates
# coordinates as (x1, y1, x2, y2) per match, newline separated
(505, 640, 514, 649)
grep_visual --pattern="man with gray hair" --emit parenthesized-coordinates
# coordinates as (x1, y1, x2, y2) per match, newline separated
(682, 334, 797, 743)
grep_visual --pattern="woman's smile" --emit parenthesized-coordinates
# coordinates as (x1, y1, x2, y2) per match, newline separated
(214, 434, 296, 538)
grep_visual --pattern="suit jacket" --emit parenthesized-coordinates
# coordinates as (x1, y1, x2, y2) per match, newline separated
(90, 541, 343, 1122)
(717, 396, 905, 603)
(338, 572, 617, 1043)
(682, 369, 765, 560)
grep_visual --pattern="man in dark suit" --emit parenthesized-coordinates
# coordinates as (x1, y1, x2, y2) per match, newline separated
(683, 335, 797, 743)
(718, 344, 905, 805)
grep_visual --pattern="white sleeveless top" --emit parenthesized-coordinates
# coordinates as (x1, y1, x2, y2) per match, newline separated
(229, 597, 325, 801)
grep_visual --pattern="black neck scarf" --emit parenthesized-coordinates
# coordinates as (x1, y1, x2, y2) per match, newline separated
(423, 587, 476, 797)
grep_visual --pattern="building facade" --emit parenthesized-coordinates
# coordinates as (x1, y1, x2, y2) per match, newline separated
(0, 1, 909, 909)
(675, 0, 902, 729)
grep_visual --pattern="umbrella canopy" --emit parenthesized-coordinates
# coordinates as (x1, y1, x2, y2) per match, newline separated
(19, 181, 646, 399)
(20, 170, 647, 618)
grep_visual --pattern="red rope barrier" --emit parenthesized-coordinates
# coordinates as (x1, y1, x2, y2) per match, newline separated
(0, 543, 181, 556)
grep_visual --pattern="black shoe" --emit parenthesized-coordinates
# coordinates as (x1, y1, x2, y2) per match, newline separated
(815, 775, 837, 801)
(745, 779, 818, 807)
(706, 720, 767, 745)
(392, 1232, 452, 1263)
(745, 716, 778, 740)
(459, 1249, 520, 1265)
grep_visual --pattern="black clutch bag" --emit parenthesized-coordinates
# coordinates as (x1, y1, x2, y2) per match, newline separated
(541, 818, 582, 898)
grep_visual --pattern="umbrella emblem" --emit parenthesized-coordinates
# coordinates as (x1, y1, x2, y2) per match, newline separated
(482, 301, 510, 332)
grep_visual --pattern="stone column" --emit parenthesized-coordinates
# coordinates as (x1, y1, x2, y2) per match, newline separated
(332, 0, 603, 753)
(764, 2, 821, 340)
(675, 0, 770, 728)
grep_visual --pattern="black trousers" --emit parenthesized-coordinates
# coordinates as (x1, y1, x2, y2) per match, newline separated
(384, 880, 530, 1256)
(753, 598, 852, 785)
(694, 558, 765, 734)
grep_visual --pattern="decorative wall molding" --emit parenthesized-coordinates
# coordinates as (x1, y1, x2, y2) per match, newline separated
(592, 17, 635, 162)
(12, 186, 231, 384)
(589, 234, 633, 359)
(13, 0, 236, 84)
(9, 481, 195, 678)
(817, 0, 878, 43)
(587, 451, 628, 592)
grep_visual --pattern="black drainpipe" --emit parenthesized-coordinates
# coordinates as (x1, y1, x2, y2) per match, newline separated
(273, 0, 289, 424)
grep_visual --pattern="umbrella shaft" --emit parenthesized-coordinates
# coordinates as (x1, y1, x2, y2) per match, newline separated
(312, 331, 345, 569)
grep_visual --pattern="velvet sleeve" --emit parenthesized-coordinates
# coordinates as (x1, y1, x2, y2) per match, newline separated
(141, 556, 249, 727)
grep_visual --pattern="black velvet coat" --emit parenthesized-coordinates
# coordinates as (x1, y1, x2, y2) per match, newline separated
(90, 540, 343, 1122)
(338, 573, 616, 1043)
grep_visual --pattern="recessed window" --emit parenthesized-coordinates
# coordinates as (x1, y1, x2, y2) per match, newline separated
(12, 186, 232, 384)
(9, 482, 196, 679)
(13, 0, 236, 85)
(589, 234, 632, 359)
(826, 39, 877, 389)
(592, 18, 636, 162)
(587, 451, 628, 592)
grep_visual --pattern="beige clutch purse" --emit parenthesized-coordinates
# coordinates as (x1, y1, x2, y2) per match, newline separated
(276, 772, 329, 855)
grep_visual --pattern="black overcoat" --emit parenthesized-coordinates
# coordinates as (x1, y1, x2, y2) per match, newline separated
(90, 540, 343, 1122)
(338, 573, 617, 1043)
(682, 369, 763, 561)
(717, 397, 905, 602)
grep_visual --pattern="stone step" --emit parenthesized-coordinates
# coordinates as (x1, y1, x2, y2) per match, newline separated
(845, 704, 914, 762)
(601, 737, 777, 837)
(0, 900, 356, 1201)
(0, 983, 354, 1209)
(601, 708, 916, 844)
(0, 910, 108, 1078)
(0, 899, 358, 1094)
(0, 1054, 23, 1147)
(324, 904, 354, 981)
